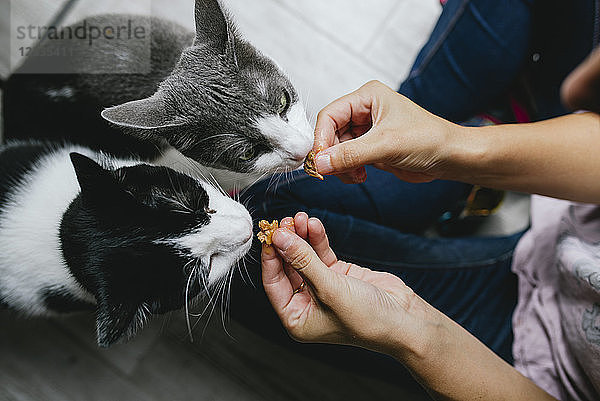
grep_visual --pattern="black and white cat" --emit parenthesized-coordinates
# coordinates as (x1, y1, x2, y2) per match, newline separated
(0, 140, 253, 347)
(3, 0, 313, 191)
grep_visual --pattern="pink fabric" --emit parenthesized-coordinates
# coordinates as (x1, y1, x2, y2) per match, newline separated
(510, 97, 531, 123)
(512, 196, 600, 400)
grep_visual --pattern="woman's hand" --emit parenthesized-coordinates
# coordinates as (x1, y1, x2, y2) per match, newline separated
(561, 47, 600, 112)
(261, 212, 436, 356)
(312, 80, 460, 184)
(313, 80, 600, 203)
(261, 213, 559, 401)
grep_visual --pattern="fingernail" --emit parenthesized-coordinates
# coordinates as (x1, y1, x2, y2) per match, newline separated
(272, 228, 295, 250)
(280, 217, 294, 228)
(262, 243, 275, 256)
(315, 153, 332, 174)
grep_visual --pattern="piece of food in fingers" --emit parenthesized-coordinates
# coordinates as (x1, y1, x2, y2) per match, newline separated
(257, 220, 279, 245)
(303, 150, 324, 180)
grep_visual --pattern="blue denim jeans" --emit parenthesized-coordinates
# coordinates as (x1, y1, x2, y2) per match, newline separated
(230, 0, 597, 385)
(237, 170, 521, 363)
(400, 0, 597, 123)
(399, 0, 535, 122)
(232, 171, 522, 386)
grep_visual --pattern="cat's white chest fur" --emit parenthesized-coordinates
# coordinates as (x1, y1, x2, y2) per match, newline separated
(0, 147, 91, 314)
(0, 146, 139, 315)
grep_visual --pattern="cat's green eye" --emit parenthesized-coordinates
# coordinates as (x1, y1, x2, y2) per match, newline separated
(240, 147, 256, 161)
(278, 91, 289, 116)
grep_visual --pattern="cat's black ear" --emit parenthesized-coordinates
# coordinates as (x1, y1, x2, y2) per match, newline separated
(70, 153, 134, 206)
(101, 94, 185, 131)
(96, 299, 140, 347)
(194, 0, 237, 65)
(70, 153, 116, 193)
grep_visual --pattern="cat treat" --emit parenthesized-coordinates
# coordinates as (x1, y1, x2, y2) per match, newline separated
(304, 151, 324, 180)
(257, 220, 279, 245)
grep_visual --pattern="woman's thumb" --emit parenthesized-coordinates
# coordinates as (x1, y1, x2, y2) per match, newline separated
(314, 129, 382, 175)
(272, 228, 338, 297)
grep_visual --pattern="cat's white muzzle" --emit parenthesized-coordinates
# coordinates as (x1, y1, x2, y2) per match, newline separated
(163, 182, 253, 286)
(254, 102, 314, 173)
(202, 185, 253, 284)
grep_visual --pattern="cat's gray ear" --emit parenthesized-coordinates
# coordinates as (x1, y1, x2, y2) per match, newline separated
(101, 94, 186, 131)
(194, 0, 237, 65)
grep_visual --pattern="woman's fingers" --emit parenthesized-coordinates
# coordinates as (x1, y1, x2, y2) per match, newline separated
(284, 263, 305, 290)
(261, 243, 294, 314)
(262, 216, 301, 313)
(279, 217, 304, 287)
(293, 212, 309, 239)
(280, 217, 295, 232)
(271, 228, 339, 301)
(314, 88, 374, 152)
(562, 47, 600, 112)
(314, 128, 384, 176)
(312, 82, 402, 181)
(307, 218, 338, 267)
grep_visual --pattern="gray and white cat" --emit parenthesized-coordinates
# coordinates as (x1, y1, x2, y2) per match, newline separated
(3, 0, 313, 191)
(0, 140, 253, 346)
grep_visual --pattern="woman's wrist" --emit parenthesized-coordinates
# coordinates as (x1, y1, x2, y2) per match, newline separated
(437, 122, 493, 184)
(378, 293, 448, 365)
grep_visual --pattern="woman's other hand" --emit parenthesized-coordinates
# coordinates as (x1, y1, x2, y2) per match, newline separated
(312, 80, 460, 184)
(562, 47, 600, 113)
(260, 213, 436, 356)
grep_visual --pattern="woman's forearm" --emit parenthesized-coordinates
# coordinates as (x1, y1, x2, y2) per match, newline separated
(393, 307, 557, 401)
(444, 112, 600, 203)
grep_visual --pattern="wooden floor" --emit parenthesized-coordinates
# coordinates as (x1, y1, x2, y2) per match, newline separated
(0, 1, 531, 400)
(1, 309, 433, 401)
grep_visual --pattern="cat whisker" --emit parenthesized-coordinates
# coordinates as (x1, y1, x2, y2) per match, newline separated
(211, 140, 246, 165)
(197, 271, 227, 338)
(240, 254, 255, 289)
(193, 263, 232, 339)
(173, 155, 224, 196)
(163, 168, 195, 213)
(240, 171, 269, 196)
(186, 259, 214, 331)
(298, 86, 316, 130)
(189, 259, 215, 317)
(245, 252, 258, 264)
(159, 149, 227, 199)
(242, 197, 256, 213)
(199, 259, 211, 297)
(219, 267, 235, 339)
(283, 167, 295, 189)
(184, 261, 198, 342)
(224, 265, 236, 332)
(205, 169, 228, 198)
(267, 172, 285, 195)
(265, 172, 281, 194)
